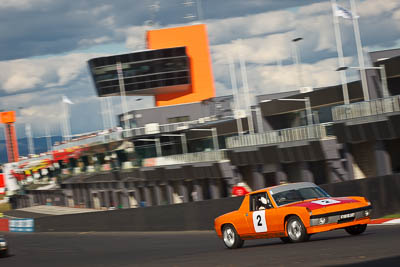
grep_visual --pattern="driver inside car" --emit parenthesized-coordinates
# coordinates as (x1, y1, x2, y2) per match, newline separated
(258, 196, 268, 210)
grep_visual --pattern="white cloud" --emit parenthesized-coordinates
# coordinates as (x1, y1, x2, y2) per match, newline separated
(0, 0, 51, 10)
(0, 53, 105, 93)
(92, 4, 112, 16)
(211, 33, 292, 66)
(78, 36, 112, 47)
(298, 1, 330, 16)
(358, 0, 400, 17)
(207, 10, 295, 44)
(118, 25, 154, 51)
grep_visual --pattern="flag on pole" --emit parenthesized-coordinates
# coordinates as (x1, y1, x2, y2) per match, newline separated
(62, 95, 74, 104)
(334, 4, 357, 19)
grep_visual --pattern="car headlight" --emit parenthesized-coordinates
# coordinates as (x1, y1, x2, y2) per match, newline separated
(319, 217, 328, 225)
(364, 210, 371, 217)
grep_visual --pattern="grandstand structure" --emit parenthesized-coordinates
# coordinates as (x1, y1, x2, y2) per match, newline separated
(8, 25, 400, 210)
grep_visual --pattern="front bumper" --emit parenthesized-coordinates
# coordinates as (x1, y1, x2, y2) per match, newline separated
(307, 205, 372, 234)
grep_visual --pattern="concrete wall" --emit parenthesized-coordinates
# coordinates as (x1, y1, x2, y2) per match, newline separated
(33, 196, 244, 232)
(18, 175, 400, 232)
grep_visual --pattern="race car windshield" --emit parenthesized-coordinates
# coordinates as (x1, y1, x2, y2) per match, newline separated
(272, 186, 331, 206)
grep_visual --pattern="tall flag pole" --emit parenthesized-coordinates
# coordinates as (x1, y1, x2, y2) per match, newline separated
(238, 40, 255, 135)
(228, 55, 243, 136)
(100, 97, 107, 130)
(106, 97, 115, 129)
(331, 0, 350, 104)
(25, 123, 35, 155)
(45, 124, 52, 152)
(116, 61, 130, 133)
(275, 57, 285, 93)
(62, 96, 73, 141)
(350, 0, 369, 101)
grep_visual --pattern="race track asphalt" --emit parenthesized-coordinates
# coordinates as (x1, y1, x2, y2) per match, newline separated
(1, 225, 399, 267)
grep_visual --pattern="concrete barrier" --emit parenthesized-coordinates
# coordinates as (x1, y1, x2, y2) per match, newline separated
(33, 196, 244, 232)
(12, 175, 400, 232)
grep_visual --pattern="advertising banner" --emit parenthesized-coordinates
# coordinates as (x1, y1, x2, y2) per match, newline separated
(9, 218, 35, 232)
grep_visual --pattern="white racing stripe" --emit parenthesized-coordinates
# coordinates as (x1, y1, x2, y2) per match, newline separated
(382, 219, 400, 225)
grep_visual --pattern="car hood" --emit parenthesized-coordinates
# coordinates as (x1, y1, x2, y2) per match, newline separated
(285, 197, 360, 211)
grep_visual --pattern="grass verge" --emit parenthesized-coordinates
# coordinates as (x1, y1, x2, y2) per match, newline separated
(383, 213, 400, 218)
(0, 202, 11, 213)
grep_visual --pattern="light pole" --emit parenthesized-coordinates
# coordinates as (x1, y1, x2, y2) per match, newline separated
(45, 124, 52, 152)
(228, 55, 244, 136)
(292, 37, 304, 90)
(106, 97, 115, 129)
(18, 107, 35, 155)
(350, 0, 369, 101)
(116, 61, 130, 132)
(100, 97, 108, 130)
(238, 41, 255, 134)
(336, 65, 389, 99)
(250, 107, 264, 133)
(189, 127, 219, 150)
(25, 123, 35, 156)
(331, 0, 350, 105)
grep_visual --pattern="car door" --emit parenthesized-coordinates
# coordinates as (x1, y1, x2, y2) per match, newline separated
(246, 192, 276, 236)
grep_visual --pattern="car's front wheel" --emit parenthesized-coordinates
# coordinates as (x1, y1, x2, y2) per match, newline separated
(286, 216, 308, 243)
(222, 224, 244, 249)
(345, 224, 367, 235)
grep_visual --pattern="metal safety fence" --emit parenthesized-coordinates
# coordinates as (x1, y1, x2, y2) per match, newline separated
(226, 123, 333, 149)
(145, 150, 228, 167)
(332, 95, 400, 121)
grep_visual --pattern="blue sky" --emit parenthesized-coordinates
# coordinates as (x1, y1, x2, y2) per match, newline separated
(0, 0, 400, 141)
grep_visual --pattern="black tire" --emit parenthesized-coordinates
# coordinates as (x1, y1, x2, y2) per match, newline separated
(222, 224, 244, 249)
(285, 216, 308, 243)
(345, 224, 367, 235)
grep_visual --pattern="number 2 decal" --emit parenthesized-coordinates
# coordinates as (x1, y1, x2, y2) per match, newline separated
(257, 215, 262, 226)
(253, 210, 267, 233)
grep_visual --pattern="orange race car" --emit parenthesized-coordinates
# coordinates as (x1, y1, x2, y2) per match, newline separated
(214, 182, 372, 249)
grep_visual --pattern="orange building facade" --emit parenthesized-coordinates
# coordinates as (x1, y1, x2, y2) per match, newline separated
(147, 24, 215, 107)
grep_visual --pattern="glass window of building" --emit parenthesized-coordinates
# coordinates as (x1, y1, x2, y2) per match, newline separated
(167, 116, 190, 123)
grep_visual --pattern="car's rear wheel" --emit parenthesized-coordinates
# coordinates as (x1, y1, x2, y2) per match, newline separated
(222, 224, 244, 249)
(286, 216, 308, 243)
(345, 224, 367, 235)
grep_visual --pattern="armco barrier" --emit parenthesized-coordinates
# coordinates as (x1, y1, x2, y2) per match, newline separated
(19, 175, 400, 232)
(9, 218, 35, 232)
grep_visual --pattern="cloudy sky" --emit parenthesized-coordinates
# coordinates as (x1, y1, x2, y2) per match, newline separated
(0, 0, 400, 141)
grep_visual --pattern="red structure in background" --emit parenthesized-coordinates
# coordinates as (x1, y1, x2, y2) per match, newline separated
(0, 218, 9, 231)
(0, 111, 19, 163)
(0, 174, 4, 195)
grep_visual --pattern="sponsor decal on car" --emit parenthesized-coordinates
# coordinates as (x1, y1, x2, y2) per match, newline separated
(311, 199, 341, 206)
(340, 213, 355, 219)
